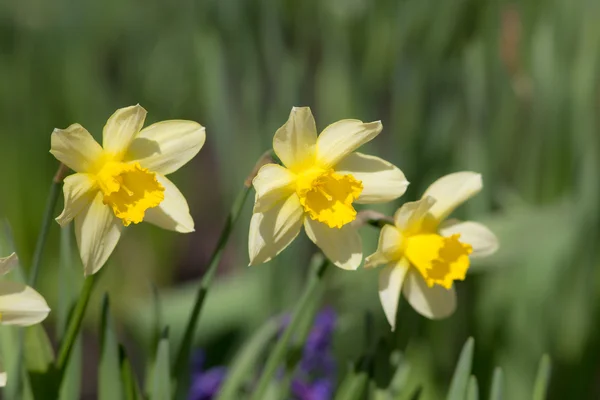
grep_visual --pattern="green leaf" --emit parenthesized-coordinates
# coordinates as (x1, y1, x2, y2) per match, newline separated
(120, 346, 144, 400)
(334, 361, 369, 400)
(99, 295, 123, 400)
(25, 324, 60, 399)
(532, 355, 551, 400)
(150, 329, 172, 400)
(216, 317, 280, 400)
(467, 376, 479, 400)
(446, 337, 475, 400)
(489, 367, 503, 400)
(58, 335, 82, 400)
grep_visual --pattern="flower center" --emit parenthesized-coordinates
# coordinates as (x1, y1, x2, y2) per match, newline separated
(96, 162, 165, 226)
(296, 168, 363, 228)
(404, 234, 472, 289)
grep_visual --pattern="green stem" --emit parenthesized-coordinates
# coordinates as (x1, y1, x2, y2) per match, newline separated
(56, 274, 97, 372)
(29, 163, 68, 287)
(249, 258, 330, 400)
(172, 185, 251, 378)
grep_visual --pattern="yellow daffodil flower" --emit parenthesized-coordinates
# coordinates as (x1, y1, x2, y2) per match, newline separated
(50, 105, 205, 275)
(366, 172, 499, 328)
(0, 253, 50, 386)
(249, 107, 408, 270)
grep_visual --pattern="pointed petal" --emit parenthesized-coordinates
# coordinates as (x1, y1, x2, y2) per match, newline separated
(125, 120, 206, 175)
(365, 225, 403, 269)
(75, 192, 123, 275)
(378, 259, 409, 331)
(56, 173, 98, 227)
(393, 197, 436, 234)
(252, 164, 297, 213)
(102, 105, 147, 157)
(316, 120, 382, 169)
(402, 270, 456, 319)
(0, 281, 50, 326)
(144, 174, 194, 233)
(439, 220, 499, 258)
(273, 107, 318, 171)
(304, 218, 362, 270)
(0, 253, 18, 276)
(249, 194, 304, 265)
(50, 123, 104, 173)
(422, 172, 483, 220)
(0, 365, 5, 387)
(335, 152, 408, 204)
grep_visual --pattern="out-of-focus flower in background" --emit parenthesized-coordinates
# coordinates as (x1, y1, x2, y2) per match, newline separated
(366, 172, 499, 328)
(50, 104, 205, 275)
(0, 253, 50, 386)
(249, 106, 408, 270)
(188, 351, 228, 400)
(189, 308, 338, 400)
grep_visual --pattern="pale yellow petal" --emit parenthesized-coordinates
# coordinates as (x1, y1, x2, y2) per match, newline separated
(365, 225, 403, 269)
(0, 365, 5, 387)
(50, 123, 104, 173)
(144, 174, 194, 233)
(102, 105, 147, 157)
(304, 218, 362, 270)
(248, 194, 304, 265)
(378, 258, 409, 331)
(439, 220, 499, 258)
(75, 192, 123, 276)
(0, 253, 18, 276)
(125, 120, 206, 175)
(402, 270, 456, 319)
(393, 197, 436, 234)
(273, 107, 317, 171)
(252, 164, 296, 213)
(56, 173, 98, 227)
(316, 120, 382, 169)
(0, 281, 50, 326)
(335, 152, 408, 204)
(422, 172, 482, 221)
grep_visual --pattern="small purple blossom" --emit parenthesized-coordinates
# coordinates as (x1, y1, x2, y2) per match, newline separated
(188, 351, 227, 400)
(291, 378, 334, 400)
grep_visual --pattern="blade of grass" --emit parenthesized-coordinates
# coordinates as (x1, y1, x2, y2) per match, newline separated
(532, 355, 551, 400)
(489, 367, 503, 400)
(58, 335, 82, 400)
(467, 376, 479, 400)
(120, 345, 144, 400)
(446, 337, 475, 400)
(249, 256, 330, 400)
(215, 317, 281, 400)
(150, 328, 172, 400)
(99, 295, 123, 400)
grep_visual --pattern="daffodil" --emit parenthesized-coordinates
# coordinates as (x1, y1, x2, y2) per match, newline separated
(0, 252, 50, 386)
(365, 172, 499, 328)
(50, 105, 205, 275)
(249, 107, 408, 270)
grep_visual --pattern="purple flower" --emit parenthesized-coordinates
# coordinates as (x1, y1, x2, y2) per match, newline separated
(301, 307, 337, 376)
(291, 378, 334, 400)
(188, 351, 227, 400)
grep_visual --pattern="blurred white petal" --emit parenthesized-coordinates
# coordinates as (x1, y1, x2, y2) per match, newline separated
(440, 220, 499, 258)
(252, 164, 296, 213)
(304, 218, 362, 270)
(0, 253, 18, 276)
(422, 172, 482, 221)
(50, 124, 104, 173)
(378, 259, 409, 331)
(102, 105, 147, 157)
(273, 107, 317, 171)
(56, 173, 97, 227)
(316, 120, 382, 168)
(0, 281, 50, 326)
(365, 225, 403, 268)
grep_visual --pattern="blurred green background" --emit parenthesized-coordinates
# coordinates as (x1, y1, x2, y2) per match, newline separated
(0, 0, 599, 398)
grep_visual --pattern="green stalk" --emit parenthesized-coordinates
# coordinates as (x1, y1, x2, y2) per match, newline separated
(172, 185, 251, 378)
(29, 163, 68, 287)
(249, 258, 330, 400)
(56, 274, 97, 372)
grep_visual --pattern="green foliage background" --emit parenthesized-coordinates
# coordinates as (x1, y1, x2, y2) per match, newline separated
(0, 0, 599, 398)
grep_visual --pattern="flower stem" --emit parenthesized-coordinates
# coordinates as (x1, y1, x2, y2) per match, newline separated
(249, 257, 330, 400)
(56, 274, 97, 372)
(172, 184, 251, 380)
(28, 163, 68, 287)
